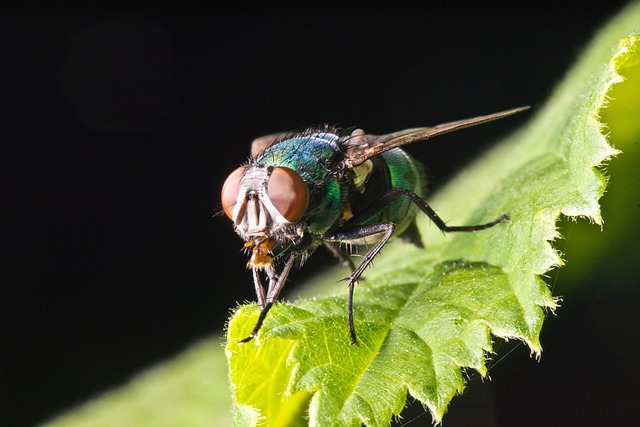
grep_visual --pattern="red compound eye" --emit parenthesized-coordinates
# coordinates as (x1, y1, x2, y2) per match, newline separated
(267, 167, 309, 222)
(221, 166, 247, 220)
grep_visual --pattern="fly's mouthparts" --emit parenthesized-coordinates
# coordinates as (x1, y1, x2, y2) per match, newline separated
(248, 237, 276, 269)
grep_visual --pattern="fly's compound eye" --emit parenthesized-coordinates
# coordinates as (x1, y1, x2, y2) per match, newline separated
(221, 166, 247, 220)
(267, 167, 309, 222)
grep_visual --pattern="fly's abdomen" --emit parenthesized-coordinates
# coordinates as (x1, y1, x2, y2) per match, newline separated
(350, 148, 425, 234)
(381, 148, 426, 233)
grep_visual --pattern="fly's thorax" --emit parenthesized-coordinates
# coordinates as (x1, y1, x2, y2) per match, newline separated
(254, 131, 349, 237)
(221, 163, 309, 246)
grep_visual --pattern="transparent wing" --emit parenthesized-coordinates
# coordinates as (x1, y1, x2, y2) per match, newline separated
(340, 106, 529, 168)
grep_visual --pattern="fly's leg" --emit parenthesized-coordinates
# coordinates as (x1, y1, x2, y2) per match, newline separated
(252, 268, 266, 309)
(389, 188, 509, 232)
(240, 253, 297, 343)
(346, 187, 508, 234)
(327, 222, 396, 346)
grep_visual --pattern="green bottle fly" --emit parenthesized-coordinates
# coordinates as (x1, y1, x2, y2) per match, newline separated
(221, 107, 527, 344)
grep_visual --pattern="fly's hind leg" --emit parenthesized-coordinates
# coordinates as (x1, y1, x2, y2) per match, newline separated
(389, 188, 509, 233)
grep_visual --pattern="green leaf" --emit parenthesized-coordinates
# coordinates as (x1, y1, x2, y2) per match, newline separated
(228, 259, 533, 425)
(41, 339, 232, 427)
(227, 9, 640, 427)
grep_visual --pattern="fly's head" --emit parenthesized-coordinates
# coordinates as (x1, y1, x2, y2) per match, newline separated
(221, 164, 309, 269)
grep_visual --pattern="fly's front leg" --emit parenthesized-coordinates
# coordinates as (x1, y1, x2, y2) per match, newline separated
(241, 253, 297, 343)
(327, 222, 396, 346)
(252, 268, 266, 309)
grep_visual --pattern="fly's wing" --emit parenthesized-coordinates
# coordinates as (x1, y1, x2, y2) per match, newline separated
(340, 106, 529, 168)
(250, 132, 291, 159)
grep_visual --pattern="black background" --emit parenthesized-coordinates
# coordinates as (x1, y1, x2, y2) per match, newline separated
(2, 2, 636, 427)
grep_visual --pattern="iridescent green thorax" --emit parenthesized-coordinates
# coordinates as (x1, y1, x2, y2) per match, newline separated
(255, 131, 348, 236)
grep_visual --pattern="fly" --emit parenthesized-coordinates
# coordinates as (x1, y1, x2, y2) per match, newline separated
(221, 107, 527, 345)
